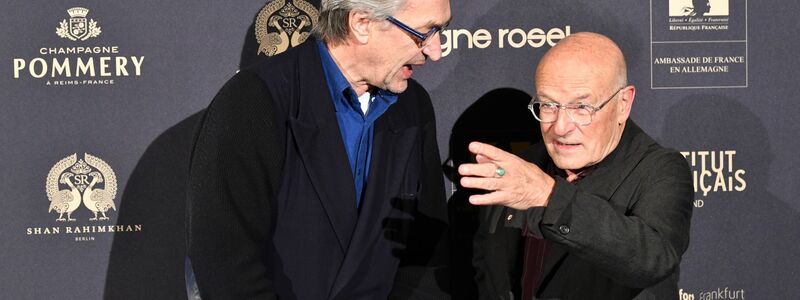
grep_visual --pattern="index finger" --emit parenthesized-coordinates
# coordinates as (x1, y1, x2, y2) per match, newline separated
(468, 141, 514, 163)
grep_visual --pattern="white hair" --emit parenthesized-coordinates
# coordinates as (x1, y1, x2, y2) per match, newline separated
(312, 0, 407, 44)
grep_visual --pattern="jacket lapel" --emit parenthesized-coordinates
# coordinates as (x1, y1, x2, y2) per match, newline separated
(328, 104, 420, 299)
(573, 122, 653, 204)
(287, 42, 358, 252)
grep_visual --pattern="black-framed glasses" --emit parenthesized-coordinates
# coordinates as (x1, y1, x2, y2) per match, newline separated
(386, 16, 442, 47)
(527, 87, 625, 126)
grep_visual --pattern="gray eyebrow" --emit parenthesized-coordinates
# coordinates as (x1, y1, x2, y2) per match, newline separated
(537, 92, 592, 104)
(423, 16, 451, 30)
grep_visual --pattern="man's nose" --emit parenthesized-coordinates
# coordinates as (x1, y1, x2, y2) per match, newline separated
(552, 109, 576, 136)
(422, 33, 443, 61)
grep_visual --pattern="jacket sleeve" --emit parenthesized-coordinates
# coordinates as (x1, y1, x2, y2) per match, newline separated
(530, 150, 693, 288)
(186, 71, 283, 299)
(390, 83, 451, 299)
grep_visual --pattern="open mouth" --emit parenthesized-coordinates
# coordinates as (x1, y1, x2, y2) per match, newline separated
(402, 65, 414, 78)
(554, 140, 581, 151)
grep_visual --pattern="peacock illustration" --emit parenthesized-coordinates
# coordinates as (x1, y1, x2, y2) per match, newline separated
(83, 154, 118, 221)
(83, 171, 117, 220)
(256, 0, 289, 56)
(46, 154, 81, 222)
(291, 15, 311, 47)
(267, 14, 290, 56)
(48, 173, 82, 221)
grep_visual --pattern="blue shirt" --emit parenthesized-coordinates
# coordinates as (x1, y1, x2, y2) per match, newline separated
(317, 41, 398, 207)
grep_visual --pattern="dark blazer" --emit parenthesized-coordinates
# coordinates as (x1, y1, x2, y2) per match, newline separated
(474, 121, 693, 300)
(187, 40, 449, 299)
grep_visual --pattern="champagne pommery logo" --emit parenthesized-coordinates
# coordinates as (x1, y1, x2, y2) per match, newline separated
(255, 0, 319, 56)
(56, 7, 102, 41)
(46, 153, 117, 222)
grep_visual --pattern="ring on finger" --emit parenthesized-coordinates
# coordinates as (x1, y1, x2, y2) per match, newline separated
(495, 166, 506, 177)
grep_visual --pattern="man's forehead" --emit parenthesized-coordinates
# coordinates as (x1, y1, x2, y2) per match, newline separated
(536, 87, 593, 103)
(537, 57, 614, 89)
(399, 0, 451, 24)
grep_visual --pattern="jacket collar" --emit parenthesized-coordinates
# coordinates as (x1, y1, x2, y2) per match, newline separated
(569, 120, 656, 198)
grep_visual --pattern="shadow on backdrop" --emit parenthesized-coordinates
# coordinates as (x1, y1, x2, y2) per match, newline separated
(660, 95, 800, 298)
(102, 111, 204, 299)
(445, 88, 541, 298)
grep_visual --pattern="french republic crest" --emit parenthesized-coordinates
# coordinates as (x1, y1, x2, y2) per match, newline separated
(46, 153, 118, 222)
(255, 0, 319, 56)
(56, 7, 102, 41)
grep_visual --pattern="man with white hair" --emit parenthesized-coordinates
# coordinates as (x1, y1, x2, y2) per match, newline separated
(464, 32, 693, 299)
(187, 0, 452, 298)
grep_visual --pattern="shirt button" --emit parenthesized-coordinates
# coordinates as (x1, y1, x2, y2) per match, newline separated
(506, 214, 513, 221)
(558, 225, 570, 235)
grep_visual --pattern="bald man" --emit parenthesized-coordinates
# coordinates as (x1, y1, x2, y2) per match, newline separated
(463, 32, 693, 299)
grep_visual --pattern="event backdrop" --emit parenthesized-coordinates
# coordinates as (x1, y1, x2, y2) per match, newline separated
(2, 0, 798, 299)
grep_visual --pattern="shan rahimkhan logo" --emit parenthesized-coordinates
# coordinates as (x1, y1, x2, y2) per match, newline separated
(255, 0, 319, 56)
(46, 153, 117, 222)
(27, 153, 140, 241)
(56, 7, 102, 41)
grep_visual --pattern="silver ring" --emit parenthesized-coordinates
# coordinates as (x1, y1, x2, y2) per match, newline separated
(495, 166, 506, 177)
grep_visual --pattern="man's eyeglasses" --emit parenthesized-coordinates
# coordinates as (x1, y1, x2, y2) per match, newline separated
(386, 16, 442, 47)
(527, 87, 625, 126)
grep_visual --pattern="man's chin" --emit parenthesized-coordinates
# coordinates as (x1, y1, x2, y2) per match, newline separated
(551, 157, 589, 171)
(385, 80, 409, 94)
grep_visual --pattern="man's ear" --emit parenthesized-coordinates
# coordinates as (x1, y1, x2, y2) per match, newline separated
(617, 85, 635, 123)
(348, 10, 372, 44)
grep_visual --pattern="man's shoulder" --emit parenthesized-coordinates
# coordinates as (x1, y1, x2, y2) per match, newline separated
(207, 70, 272, 116)
(219, 41, 323, 115)
(241, 40, 318, 86)
(640, 144, 690, 175)
(627, 122, 685, 165)
(209, 42, 315, 113)
(625, 124, 690, 180)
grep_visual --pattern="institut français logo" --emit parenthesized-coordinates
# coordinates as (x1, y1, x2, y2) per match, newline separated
(46, 153, 117, 222)
(681, 150, 746, 208)
(255, 0, 319, 56)
(55, 7, 102, 41)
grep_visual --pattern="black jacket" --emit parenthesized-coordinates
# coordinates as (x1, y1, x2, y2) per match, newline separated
(187, 40, 449, 299)
(474, 121, 693, 300)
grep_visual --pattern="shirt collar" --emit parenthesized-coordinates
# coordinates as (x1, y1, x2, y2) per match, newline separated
(548, 163, 598, 184)
(318, 41, 357, 112)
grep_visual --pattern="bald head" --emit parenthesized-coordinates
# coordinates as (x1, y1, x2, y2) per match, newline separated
(536, 32, 627, 90)
(533, 32, 636, 175)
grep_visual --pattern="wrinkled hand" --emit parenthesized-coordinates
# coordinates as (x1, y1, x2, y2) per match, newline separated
(458, 142, 555, 210)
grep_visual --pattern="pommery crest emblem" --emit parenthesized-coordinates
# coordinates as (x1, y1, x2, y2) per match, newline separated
(46, 153, 117, 222)
(56, 7, 102, 41)
(255, 0, 319, 56)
